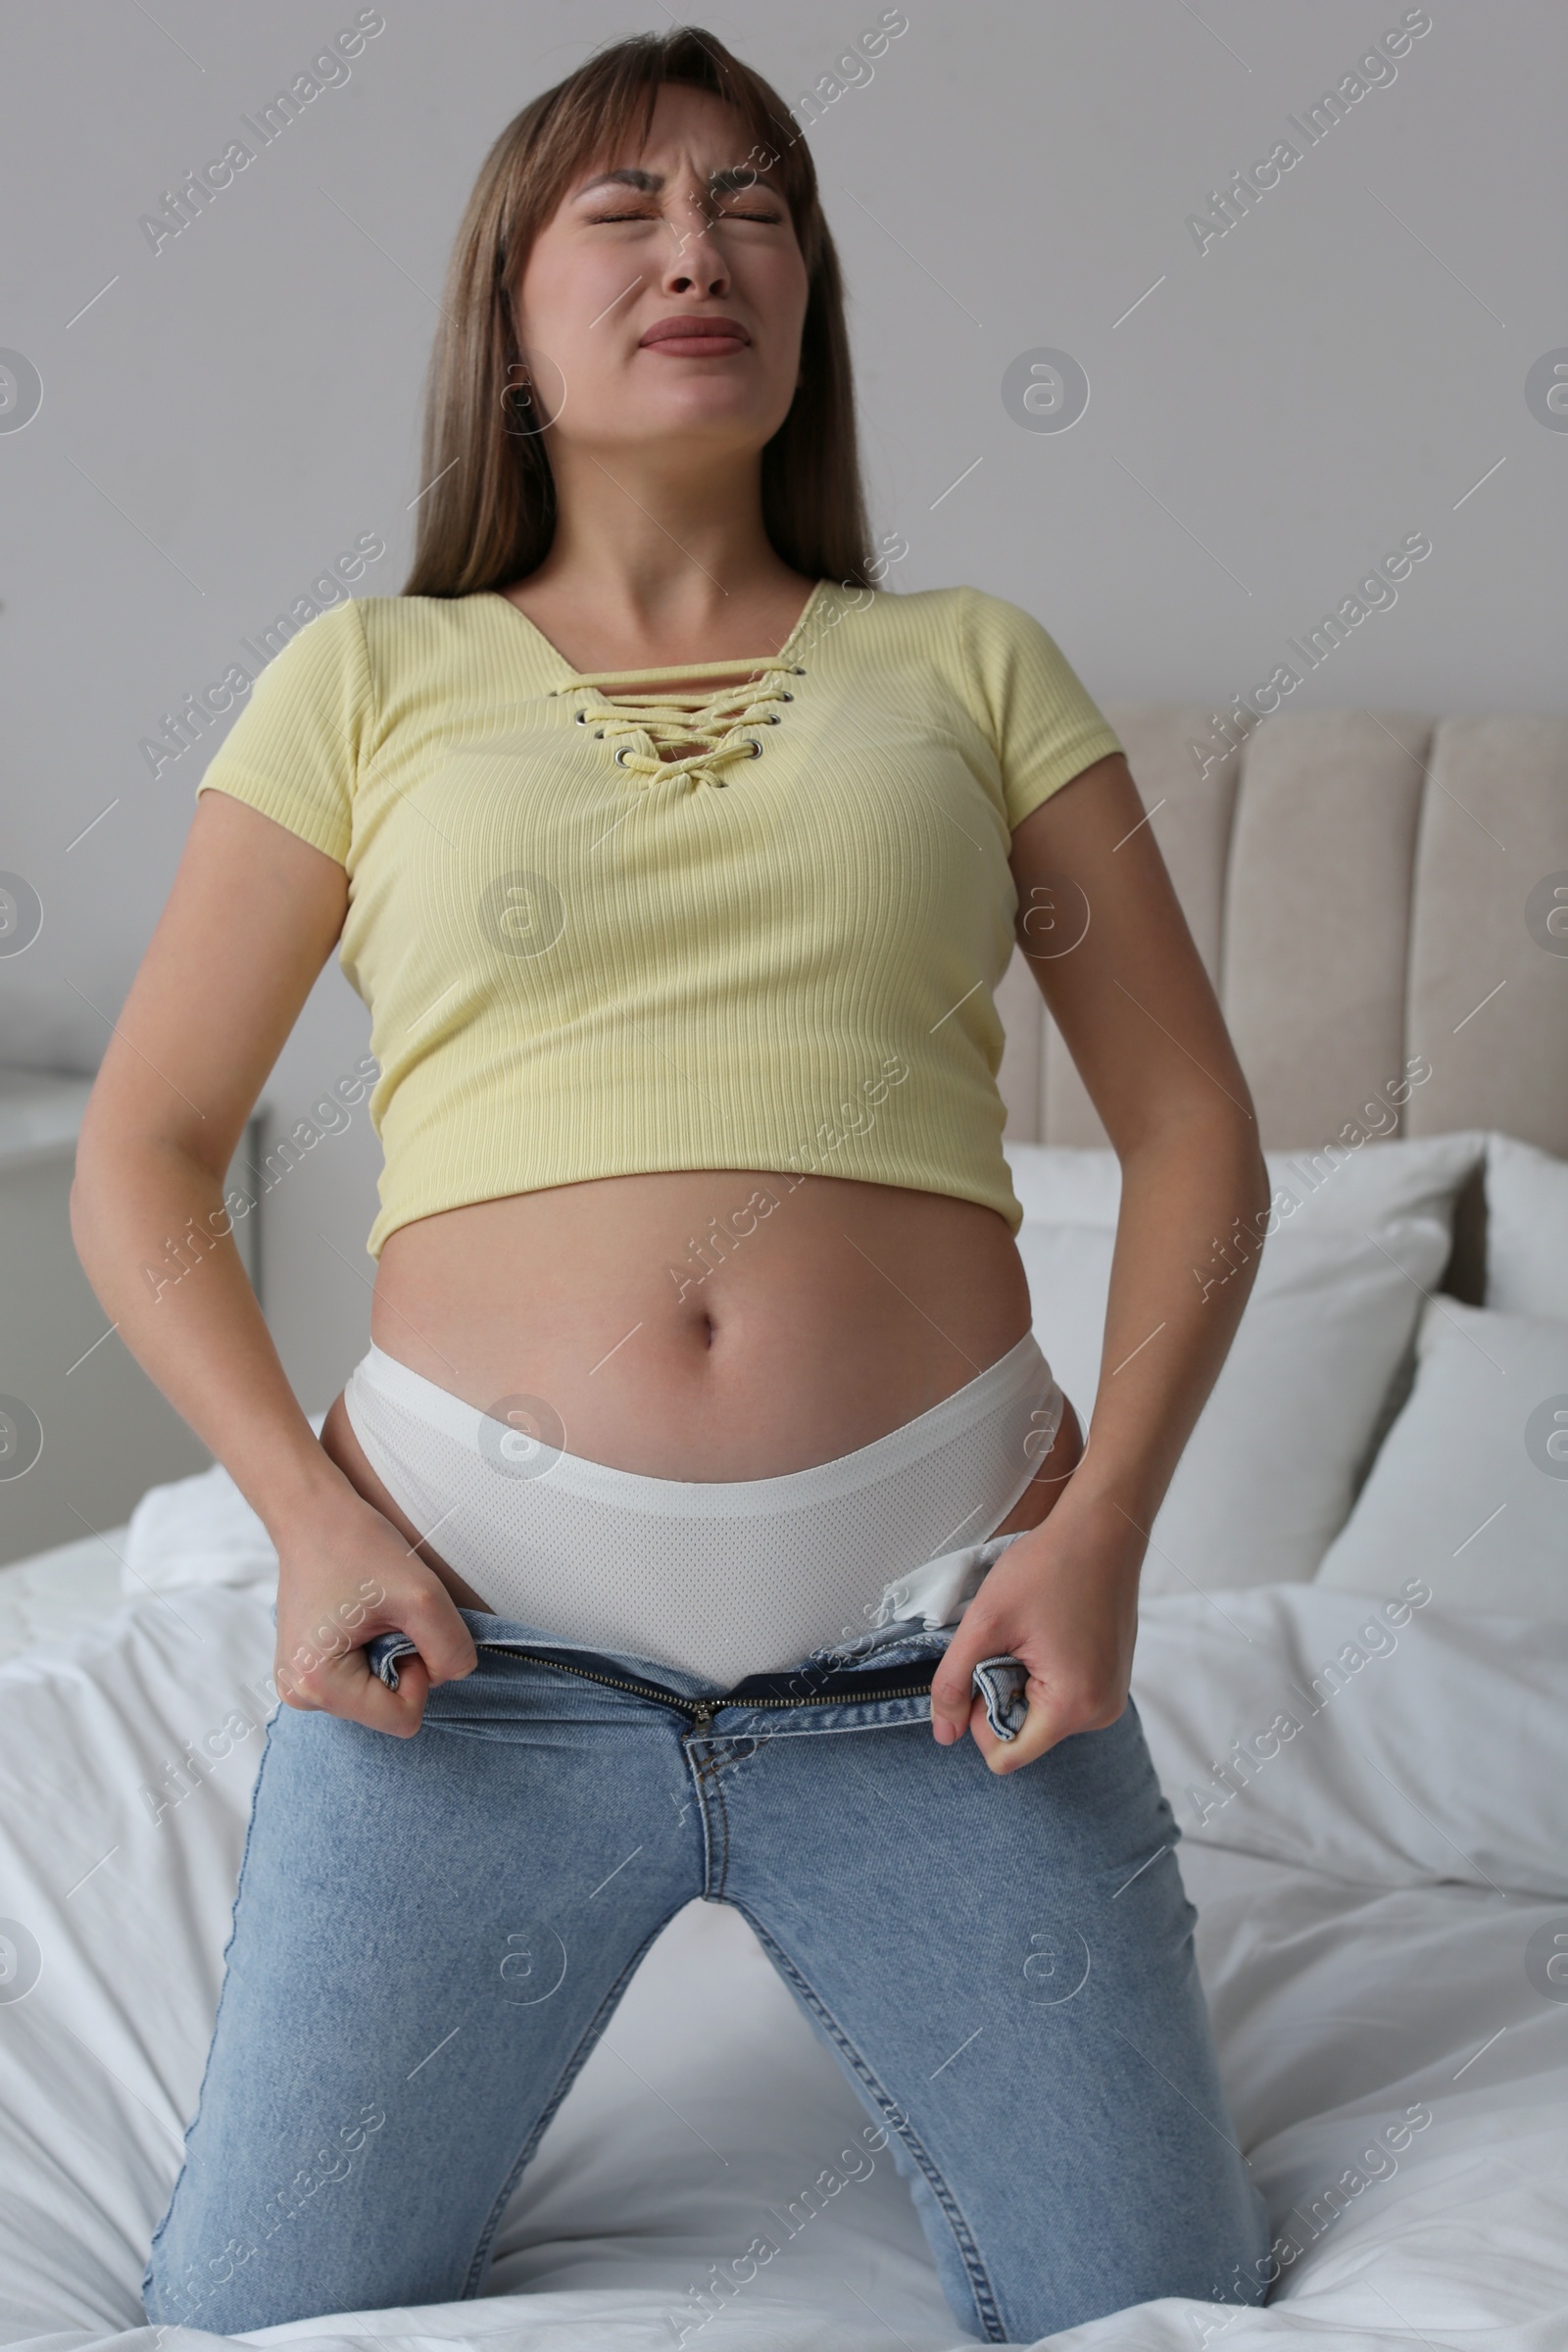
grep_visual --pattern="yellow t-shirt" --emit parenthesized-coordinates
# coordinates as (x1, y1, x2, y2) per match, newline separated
(197, 579, 1122, 1253)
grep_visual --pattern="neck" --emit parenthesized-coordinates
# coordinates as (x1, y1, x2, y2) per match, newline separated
(530, 438, 794, 635)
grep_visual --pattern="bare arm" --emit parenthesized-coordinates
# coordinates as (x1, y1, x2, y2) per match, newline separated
(1008, 750, 1270, 1526)
(930, 751, 1271, 1770)
(71, 790, 476, 1733)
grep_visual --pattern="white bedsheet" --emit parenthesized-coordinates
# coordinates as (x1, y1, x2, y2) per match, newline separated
(1, 1558, 1565, 2351)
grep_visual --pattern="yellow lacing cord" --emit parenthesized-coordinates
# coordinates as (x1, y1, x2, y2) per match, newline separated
(566, 665, 800, 792)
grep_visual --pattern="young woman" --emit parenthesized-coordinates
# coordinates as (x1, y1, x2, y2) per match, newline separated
(75, 28, 1274, 2343)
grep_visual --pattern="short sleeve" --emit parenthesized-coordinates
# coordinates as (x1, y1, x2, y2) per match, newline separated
(195, 598, 374, 865)
(960, 587, 1124, 829)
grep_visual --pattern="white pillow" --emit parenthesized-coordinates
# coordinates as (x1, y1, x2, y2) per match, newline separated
(1004, 1130, 1486, 1236)
(1484, 1133, 1568, 1321)
(1004, 1144, 1122, 1226)
(1147, 1219, 1456, 1592)
(1004, 1136, 1486, 1592)
(1016, 1217, 1457, 1592)
(1315, 1298, 1568, 1616)
(1008, 1221, 1116, 1415)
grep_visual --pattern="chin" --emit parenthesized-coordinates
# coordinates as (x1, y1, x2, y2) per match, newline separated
(615, 395, 779, 447)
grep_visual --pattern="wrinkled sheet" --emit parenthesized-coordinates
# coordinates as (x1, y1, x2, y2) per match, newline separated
(0, 1563, 1563, 2352)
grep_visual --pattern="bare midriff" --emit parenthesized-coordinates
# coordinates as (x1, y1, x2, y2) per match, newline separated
(317, 660, 1085, 1606)
(318, 1171, 1084, 1611)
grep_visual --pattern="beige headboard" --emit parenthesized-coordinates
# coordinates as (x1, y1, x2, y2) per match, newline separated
(995, 706, 1568, 1305)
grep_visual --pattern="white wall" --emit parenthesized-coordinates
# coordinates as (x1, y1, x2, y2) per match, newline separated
(1, 0, 1562, 1436)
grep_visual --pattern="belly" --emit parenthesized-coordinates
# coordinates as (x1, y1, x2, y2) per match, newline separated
(374, 1166, 1039, 1458)
(318, 1169, 1083, 1612)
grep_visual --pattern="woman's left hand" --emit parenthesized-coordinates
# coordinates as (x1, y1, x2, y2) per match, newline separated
(927, 1488, 1147, 1774)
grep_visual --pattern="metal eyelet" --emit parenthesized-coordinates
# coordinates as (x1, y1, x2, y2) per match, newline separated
(745, 738, 761, 757)
(779, 691, 794, 702)
(763, 712, 781, 723)
(792, 665, 807, 675)
(574, 710, 587, 723)
(614, 746, 631, 766)
(594, 728, 604, 738)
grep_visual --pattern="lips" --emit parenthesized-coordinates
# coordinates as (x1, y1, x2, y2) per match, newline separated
(639, 315, 751, 355)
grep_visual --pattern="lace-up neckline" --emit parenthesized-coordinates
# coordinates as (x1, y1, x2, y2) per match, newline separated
(493, 581, 825, 794)
(564, 662, 804, 792)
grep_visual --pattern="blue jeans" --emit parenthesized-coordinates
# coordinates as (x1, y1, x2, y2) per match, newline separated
(141, 1606, 1270, 2342)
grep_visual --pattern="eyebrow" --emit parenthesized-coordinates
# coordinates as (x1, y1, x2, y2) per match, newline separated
(574, 164, 783, 199)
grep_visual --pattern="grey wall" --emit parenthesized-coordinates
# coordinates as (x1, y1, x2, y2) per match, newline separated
(2, 0, 1563, 1436)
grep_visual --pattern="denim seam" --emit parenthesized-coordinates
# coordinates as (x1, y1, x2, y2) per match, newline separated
(142, 1698, 283, 2320)
(460, 1901, 689, 2297)
(686, 1735, 733, 1899)
(726, 1899, 1006, 2344)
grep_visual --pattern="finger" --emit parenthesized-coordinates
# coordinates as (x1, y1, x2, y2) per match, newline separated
(323, 1646, 432, 1737)
(930, 1640, 993, 1743)
(278, 1643, 432, 1737)
(952, 1688, 1033, 1770)
(981, 1686, 1075, 1776)
(341, 1650, 431, 1737)
(392, 1586, 480, 1686)
(931, 1636, 1029, 1745)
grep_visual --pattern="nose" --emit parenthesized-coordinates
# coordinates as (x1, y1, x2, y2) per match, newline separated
(658, 188, 731, 299)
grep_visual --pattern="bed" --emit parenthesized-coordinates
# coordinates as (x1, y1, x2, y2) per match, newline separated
(2, 694, 1566, 2350)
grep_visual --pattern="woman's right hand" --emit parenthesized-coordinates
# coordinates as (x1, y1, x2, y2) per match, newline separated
(272, 1493, 480, 1736)
(65, 790, 482, 1736)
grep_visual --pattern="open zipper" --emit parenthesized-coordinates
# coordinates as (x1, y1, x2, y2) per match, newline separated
(469, 1638, 937, 1732)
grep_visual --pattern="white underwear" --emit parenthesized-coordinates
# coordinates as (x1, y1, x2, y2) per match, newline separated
(344, 1334, 1064, 1687)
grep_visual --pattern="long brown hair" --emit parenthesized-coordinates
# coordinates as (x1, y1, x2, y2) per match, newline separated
(404, 27, 874, 599)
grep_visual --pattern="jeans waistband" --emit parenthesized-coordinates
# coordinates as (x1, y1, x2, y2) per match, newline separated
(358, 1593, 1037, 1744)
